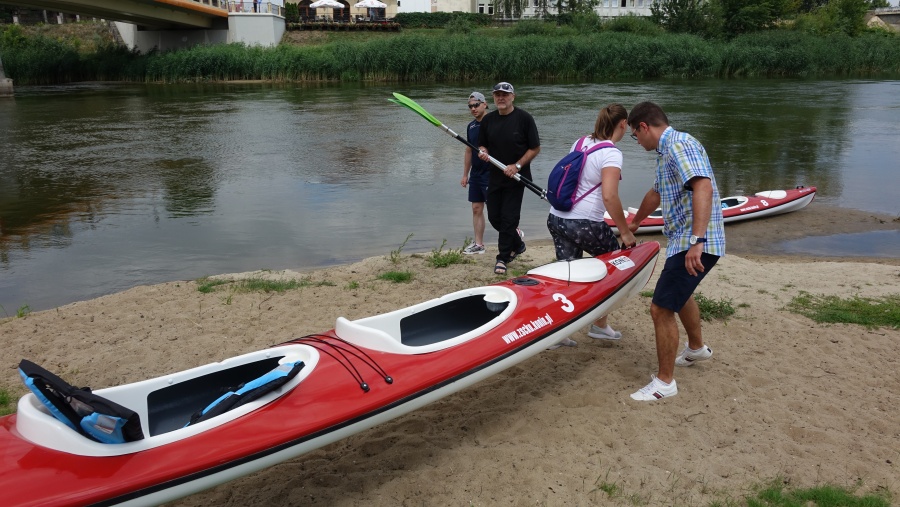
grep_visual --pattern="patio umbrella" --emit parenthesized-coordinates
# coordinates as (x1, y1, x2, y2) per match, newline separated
(310, 0, 344, 7)
(353, 0, 386, 7)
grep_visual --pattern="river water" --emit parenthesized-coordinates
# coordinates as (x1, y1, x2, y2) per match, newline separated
(1, 79, 898, 312)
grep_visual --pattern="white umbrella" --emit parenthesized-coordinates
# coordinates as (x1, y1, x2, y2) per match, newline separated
(310, 0, 344, 8)
(353, 0, 386, 7)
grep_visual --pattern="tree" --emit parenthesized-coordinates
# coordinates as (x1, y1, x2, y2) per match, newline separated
(494, 0, 527, 17)
(651, 0, 716, 34)
(707, 0, 798, 36)
(797, 0, 828, 13)
(819, 0, 871, 35)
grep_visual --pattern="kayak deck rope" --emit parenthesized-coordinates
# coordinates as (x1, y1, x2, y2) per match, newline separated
(292, 334, 393, 393)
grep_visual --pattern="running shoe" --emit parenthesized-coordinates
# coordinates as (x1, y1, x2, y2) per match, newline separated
(675, 344, 713, 366)
(516, 227, 525, 239)
(463, 243, 486, 255)
(548, 337, 577, 350)
(630, 375, 677, 401)
(588, 325, 622, 340)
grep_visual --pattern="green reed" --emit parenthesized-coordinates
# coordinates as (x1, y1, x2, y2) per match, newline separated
(2, 26, 898, 84)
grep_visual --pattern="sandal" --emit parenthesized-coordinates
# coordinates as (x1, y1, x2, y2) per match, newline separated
(508, 243, 526, 263)
(493, 261, 507, 275)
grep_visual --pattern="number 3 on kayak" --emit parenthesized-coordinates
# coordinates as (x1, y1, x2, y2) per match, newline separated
(553, 293, 575, 313)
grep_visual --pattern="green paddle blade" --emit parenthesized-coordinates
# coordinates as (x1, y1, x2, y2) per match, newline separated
(391, 92, 442, 127)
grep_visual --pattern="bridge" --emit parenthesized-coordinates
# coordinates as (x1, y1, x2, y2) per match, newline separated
(3, 0, 231, 29)
(1, 0, 286, 55)
(0, 0, 285, 94)
(867, 7, 900, 32)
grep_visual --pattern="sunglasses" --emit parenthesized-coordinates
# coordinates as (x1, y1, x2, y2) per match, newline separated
(468, 102, 482, 109)
(630, 126, 640, 141)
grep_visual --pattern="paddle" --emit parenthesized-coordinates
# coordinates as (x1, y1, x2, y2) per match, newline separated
(389, 92, 547, 201)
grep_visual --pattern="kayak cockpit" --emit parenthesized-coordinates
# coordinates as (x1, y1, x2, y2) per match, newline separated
(16, 345, 318, 456)
(335, 287, 517, 354)
(721, 195, 750, 209)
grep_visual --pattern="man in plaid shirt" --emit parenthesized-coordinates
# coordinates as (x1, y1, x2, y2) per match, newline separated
(625, 101, 725, 401)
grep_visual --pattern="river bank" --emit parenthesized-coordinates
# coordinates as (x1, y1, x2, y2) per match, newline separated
(2, 21, 899, 84)
(1, 207, 898, 505)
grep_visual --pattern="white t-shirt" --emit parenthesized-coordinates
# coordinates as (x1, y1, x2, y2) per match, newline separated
(549, 137, 623, 221)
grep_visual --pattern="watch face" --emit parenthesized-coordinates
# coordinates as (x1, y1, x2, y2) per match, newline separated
(689, 235, 697, 245)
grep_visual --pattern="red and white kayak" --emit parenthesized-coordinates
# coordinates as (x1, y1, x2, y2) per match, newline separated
(604, 186, 817, 234)
(0, 242, 660, 507)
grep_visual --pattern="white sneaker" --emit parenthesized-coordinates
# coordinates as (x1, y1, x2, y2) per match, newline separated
(548, 337, 577, 350)
(588, 324, 622, 340)
(630, 375, 677, 401)
(463, 243, 486, 255)
(516, 227, 525, 239)
(675, 344, 713, 367)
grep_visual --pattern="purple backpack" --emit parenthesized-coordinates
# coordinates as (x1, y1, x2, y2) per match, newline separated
(546, 136, 615, 211)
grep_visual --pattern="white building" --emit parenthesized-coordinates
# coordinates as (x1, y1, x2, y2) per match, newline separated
(417, 0, 655, 17)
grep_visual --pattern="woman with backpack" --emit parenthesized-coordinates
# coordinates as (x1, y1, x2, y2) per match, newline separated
(546, 104, 637, 350)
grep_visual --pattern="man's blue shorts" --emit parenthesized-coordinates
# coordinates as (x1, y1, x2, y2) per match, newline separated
(468, 175, 489, 203)
(652, 250, 720, 312)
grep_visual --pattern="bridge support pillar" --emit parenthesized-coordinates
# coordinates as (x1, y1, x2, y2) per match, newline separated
(0, 53, 13, 98)
(115, 13, 285, 54)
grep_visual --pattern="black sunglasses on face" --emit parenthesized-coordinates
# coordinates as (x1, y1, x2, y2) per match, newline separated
(468, 102, 482, 109)
(630, 126, 640, 141)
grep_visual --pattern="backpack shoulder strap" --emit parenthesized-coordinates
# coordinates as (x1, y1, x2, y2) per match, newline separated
(583, 140, 616, 156)
(574, 135, 589, 152)
(571, 141, 617, 205)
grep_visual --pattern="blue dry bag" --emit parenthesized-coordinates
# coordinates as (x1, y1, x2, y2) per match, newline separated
(18, 359, 144, 444)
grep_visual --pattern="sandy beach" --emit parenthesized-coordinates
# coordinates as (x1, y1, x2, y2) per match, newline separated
(1, 204, 898, 506)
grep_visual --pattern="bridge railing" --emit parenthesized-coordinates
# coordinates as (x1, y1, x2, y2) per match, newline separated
(193, 0, 230, 9)
(224, 0, 285, 16)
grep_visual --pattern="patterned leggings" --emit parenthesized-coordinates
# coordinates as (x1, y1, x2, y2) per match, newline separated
(547, 214, 620, 260)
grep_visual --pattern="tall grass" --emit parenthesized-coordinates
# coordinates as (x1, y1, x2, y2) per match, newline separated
(2, 25, 898, 84)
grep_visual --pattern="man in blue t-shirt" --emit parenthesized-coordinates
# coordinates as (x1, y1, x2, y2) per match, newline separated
(462, 91, 490, 255)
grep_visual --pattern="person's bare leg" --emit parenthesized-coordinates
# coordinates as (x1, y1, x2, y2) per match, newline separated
(650, 302, 679, 384)
(472, 202, 485, 246)
(677, 296, 704, 350)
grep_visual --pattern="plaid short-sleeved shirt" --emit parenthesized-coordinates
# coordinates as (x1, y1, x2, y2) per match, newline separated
(653, 127, 725, 258)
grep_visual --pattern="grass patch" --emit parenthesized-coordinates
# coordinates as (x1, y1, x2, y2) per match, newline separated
(0, 388, 15, 417)
(640, 290, 654, 298)
(747, 480, 892, 507)
(787, 292, 900, 329)
(694, 292, 736, 321)
(1, 304, 33, 319)
(377, 271, 414, 283)
(345, 281, 360, 290)
(427, 239, 469, 268)
(389, 233, 413, 264)
(196, 276, 334, 294)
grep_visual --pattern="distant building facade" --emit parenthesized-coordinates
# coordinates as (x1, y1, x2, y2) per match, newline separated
(409, 0, 656, 17)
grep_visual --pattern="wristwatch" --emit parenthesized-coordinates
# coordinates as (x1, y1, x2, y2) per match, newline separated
(689, 235, 707, 245)
(514, 163, 522, 171)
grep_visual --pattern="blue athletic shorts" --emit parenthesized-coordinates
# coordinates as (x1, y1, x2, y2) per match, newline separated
(652, 250, 720, 312)
(468, 176, 489, 203)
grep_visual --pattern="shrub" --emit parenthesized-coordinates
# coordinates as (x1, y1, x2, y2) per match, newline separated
(445, 16, 475, 35)
(603, 14, 664, 36)
(512, 19, 556, 36)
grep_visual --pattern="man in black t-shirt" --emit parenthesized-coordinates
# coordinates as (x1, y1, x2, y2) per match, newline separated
(477, 82, 541, 275)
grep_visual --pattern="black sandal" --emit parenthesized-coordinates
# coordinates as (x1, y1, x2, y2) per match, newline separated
(508, 243, 526, 262)
(493, 261, 507, 275)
